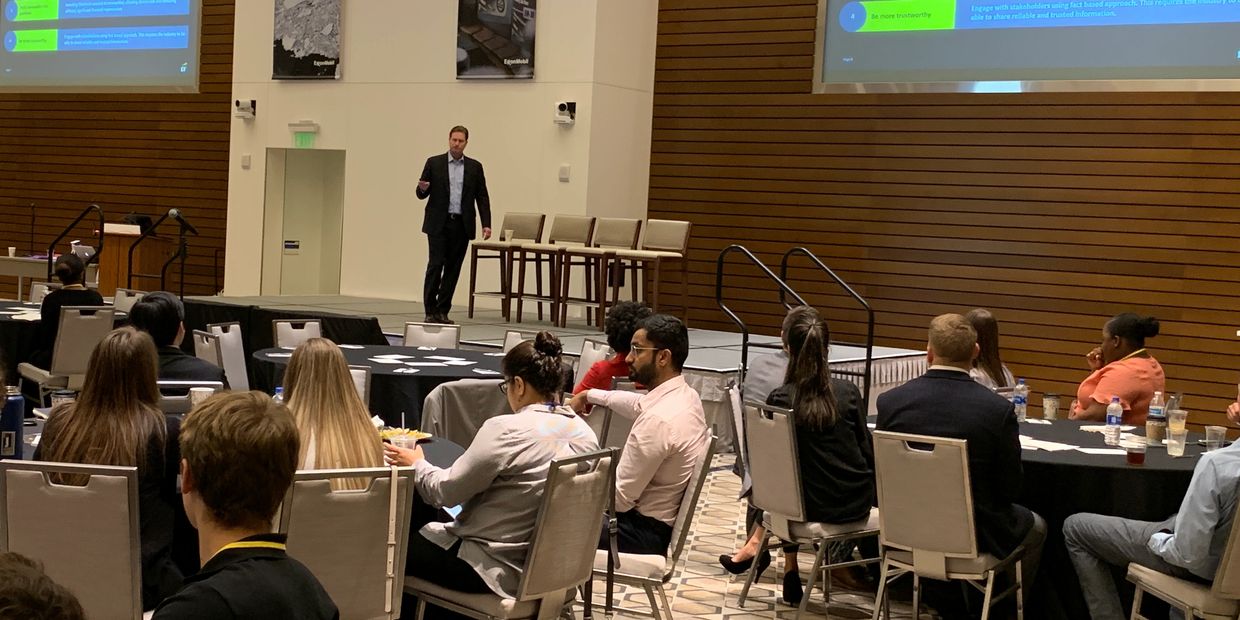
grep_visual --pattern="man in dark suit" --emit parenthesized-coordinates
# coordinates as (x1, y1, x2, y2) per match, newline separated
(128, 291, 228, 386)
(876, 313, 1045, 600)
(415, 125, 492, 324)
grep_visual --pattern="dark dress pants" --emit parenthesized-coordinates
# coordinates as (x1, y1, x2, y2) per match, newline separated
(424, 215, 469, 317)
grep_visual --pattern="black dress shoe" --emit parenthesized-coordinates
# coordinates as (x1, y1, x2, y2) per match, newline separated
(718, 550, 771, 578)
(783, 568, 803, 605)
(439, 315, 456, 325)
(424, 315, 441, 324)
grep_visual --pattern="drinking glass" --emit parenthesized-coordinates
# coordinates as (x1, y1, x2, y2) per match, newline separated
(1042, 394, 1060, 420)
(1124, 437, 1147, 466)
(1167, 429, 1188, 457)
(1205, 426, 1227, 452)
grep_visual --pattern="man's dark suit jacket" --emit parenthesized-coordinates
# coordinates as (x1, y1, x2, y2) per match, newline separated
(415, 153, 492, 240)
(876, 368, 1033, 557)
(158, 346, 228, 386)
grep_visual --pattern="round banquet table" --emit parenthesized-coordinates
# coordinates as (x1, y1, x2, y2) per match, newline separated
(0, 301, 45, 384)
(1017, 419, 1204, 619)
(252, 345, 505, 428)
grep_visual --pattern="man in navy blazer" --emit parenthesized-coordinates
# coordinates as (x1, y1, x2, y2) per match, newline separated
(415, 125, 492, 324)
(877, 314, 1046, 592)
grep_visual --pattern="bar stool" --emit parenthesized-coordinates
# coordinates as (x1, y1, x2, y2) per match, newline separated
(558, 218, 642, 328)
(467, 213, 545, 320)
(512, 215, 595, 325)
(608, 219, 692, 323)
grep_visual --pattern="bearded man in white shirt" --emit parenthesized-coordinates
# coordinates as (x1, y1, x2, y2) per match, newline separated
(569, 314, 711, 555)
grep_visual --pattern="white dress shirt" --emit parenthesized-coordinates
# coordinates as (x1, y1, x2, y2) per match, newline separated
(587, 374, 710, 525)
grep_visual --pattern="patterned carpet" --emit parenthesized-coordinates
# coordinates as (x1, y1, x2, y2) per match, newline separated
(577, 454, 935, 619)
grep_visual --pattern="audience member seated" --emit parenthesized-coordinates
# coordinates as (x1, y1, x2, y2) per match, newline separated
(966, 308, 1015, 390)
(384, 332, 598, 600)
(152, 392, 338, 619)
(0, 552, 85, 620)
(572, 300, 652, 394)
(34, 327, 183, 610)
(1064, 397, 1240, 618)
(741, 348, 789, 404)
(29, 254, 104, 369)
(1069, 312, 1165, 425)
(283, 338, 383, 490)
(876, 314, 1046, 600)
(128, 292, 228, 386)
(719, 306, 874, 604)
(569, 314, 711, 556)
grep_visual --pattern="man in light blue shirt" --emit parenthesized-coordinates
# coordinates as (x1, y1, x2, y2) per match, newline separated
(1064, 429, 1240, 618)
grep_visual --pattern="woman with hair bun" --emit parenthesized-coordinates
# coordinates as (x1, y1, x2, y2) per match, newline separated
(385, 331, 599, 599)
(30, 253, 104, 369)
(1069, 313, 1166, 424)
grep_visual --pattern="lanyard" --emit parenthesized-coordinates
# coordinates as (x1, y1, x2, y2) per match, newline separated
(210, 540, 285, 562)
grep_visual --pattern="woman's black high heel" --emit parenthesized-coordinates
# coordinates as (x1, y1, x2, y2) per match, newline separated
(718, 550, 771, 578)
(783, 568, 804, 605)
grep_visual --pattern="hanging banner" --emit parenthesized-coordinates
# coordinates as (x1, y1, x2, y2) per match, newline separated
(457, 0, 536, 79)
(273, 0, 341, 79)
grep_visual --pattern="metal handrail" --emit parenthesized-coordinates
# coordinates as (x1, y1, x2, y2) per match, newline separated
(714, 244, 806, 386)
(779, 247, 877, 413)
(45, 204, 105, 280)
(126, 211, 172, 289)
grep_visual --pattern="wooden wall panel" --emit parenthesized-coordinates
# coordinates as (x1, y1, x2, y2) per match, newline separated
(652, 0, 1240, 426)
(0, 0, 235, 298)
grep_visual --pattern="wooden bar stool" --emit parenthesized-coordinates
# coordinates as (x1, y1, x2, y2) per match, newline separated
(513, 215, 595, 325)
(467, 213, 545, 320)
(608, 219, 693, 323)
(558, 218, 642, 328)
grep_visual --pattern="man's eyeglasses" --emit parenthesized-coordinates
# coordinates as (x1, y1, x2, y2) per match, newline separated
(629, 346, 661, 354)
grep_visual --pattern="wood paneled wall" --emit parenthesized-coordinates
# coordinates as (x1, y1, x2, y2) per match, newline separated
(0, 0, 235, 298)
(652, 0, 1240, 425)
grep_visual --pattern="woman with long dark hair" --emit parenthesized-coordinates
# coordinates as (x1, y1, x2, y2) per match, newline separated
(966, 308, 1015, 390)
(719, 306, 875, 604)
(35, 327, 183, 610)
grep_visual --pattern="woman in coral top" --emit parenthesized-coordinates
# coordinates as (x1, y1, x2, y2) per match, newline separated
(1070, 313, 1166, 425)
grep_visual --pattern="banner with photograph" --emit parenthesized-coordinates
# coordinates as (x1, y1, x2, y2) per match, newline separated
(273, 0, 341, 79)
(457, 0, 536, 79)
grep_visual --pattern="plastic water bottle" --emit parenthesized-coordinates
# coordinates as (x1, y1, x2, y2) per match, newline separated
(1146, 391, 1167, 445)
(1104, 395, 1123, 446)
(1, 387, 24, 460)
(1013, 378, 1028, 423)
(273, 386, 284, 404)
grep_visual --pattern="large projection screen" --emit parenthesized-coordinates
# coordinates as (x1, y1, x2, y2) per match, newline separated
(1, 0, 201, 93)
(813, 0, 1240, 92)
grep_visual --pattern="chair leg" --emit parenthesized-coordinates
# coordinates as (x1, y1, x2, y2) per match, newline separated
(643, 584, 663, 620)
(651, 258, 662, 313)
(680, 257, 689, 325)
(1129, 586, 1143, 620)
(656, 584, 674, 620)
(799, 540, 829, 620)
(467, 246, 478, 319)
(1015, 558, 1025, 620)
(870, 557, 890, 620)
(581, 580, 593, 620)
(737, 532, 770, 607)
(415, 598, 427, 620)
(515, 249, 528, 323)
(979, 571, 996, 620)
(912, 573, 921, 620)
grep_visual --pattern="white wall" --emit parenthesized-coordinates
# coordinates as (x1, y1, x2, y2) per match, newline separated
(225, 0, 659, 302)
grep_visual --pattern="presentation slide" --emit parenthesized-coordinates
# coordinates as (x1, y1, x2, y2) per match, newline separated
(820, 0, 1240, 86)
(1, 0, 199, 91)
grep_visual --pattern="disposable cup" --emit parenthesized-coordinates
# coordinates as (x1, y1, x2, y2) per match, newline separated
(1167, 409, 1188, 433)
(1124, 438, 1147, 466)
(1167, 429, 1188, 457)
(189, 387, 215, 408)
(1205, 426, 1227, 452)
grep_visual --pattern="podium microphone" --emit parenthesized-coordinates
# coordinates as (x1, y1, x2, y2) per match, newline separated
(167, 209, 199, 236)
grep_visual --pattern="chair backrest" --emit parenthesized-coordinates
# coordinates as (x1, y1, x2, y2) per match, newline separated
(642, 219, 692, 253)
(662, 436, 717, 577)
(591, 218, 643, 250)
(420, 379, 512, 447)
(500, 212, 546, 242)
(112, 288, 146, 313)
(547, 215, 596, 246)
(50, 306, 116, 380)
(502, 330, 532, 353)
(349, 365, 372, 407)
(1209, 501, 1240, 598)
(29, 281, 61, 304)
(518, 449, 614, 600)
(729, 384, 751, 497)
(402, 322, 460, 348)
(157, 380, 225, 415)
(0, 461, 141, 620)
(281, 467, 416, 620)
(744, 401, 805, 523)
(594, 378, 645, 450)
(575, 338, 614, 386)
(872, 430, 978, 577)
(273, 319, 321, 349)
(207, 321, 250, 391)
(192, 330, 224, 368)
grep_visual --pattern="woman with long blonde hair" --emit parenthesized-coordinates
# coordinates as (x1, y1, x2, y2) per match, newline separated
(35, 326, 183, 610)
(283, 338, 383, 489)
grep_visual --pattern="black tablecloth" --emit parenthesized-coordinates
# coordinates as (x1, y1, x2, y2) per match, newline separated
(1018, 420, 1202, 619)
(252, 345, 505, 428)
(0, 302, 42, 384)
